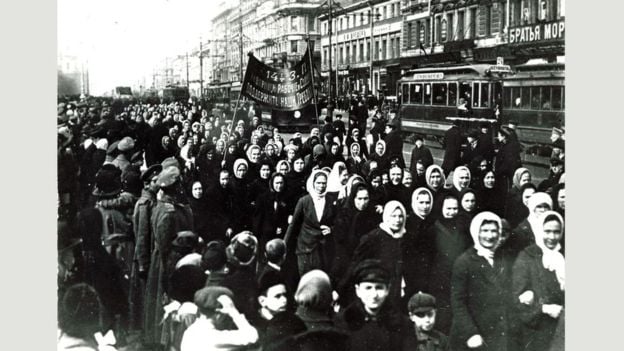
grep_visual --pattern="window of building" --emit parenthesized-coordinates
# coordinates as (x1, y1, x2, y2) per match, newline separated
(390, 3, 395, 17)
(323, 49, 328, 65)
(447, 13, 454, 41)
(390, 38, 394, 58)
(291, 16, 299, 31)
(407, 22, 413, 48)
(383, 6, 387, 20)
(340, 18, 343, 31)
(352, 43, 357, 62)
(441, 18, 447, 42)
(339, 47, 343, 64)
(396, 37, 400, 56)
(419, 22, 425, 46)
(433, 83, 447, 105)
(291, 40, 298, 53)
(308, 16, 316, 32)
(425, 18, 431, 46)
(458, 11, 465, 40)
(346, 46, 350, 63)
(375, 40, 380, 60)
(382, 39, 387, 59)
(435, 16, 442, 43)
(485, 5, 492, 36)
(410, 83, 423, 104)
(469, 8, 477, 38)
(359, 42, 364, 61)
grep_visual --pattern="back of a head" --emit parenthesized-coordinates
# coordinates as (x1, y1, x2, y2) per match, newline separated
(294, 270, 332, 311)
(265, 238, 286, 264)
(59, 283, 103, 339)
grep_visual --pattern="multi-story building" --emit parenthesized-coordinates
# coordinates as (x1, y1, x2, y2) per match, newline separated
(58, 53, 89, 96)
(319, 0, 404, 97)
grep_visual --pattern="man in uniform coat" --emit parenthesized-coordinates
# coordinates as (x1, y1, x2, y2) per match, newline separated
(441, 120, 463, 177)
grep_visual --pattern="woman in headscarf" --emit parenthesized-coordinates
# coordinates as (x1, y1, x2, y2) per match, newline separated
(284, 169, 338, 276)
(275, 159, 291, 175)
(366, 169, 386, 211)
(450, 166, 471, 200)
(283, 144, 298, 165)
(345, 142, 366, 176)
(425, 165, 448, 221)
(449, 212, 511, 351)
(248, 160, 273, 206)
(337, 174, 366, 207)
(223, 141, 241, 173)
(429, 194, 472, 334)
(327, 161, 350, 196)
(285, 154, 308, 206)
(332, 183, 381, 288)
(551, 183, 565, 220)
(456, 188, 479, 236)
(350, 200, 408, 308)
(252, 172, 291, 258)
(469, 156, 489, 189)
(230, 158, 252, 233)
(512, 211, 564, 351)
(514, 192, 553, 253)
(246, 144, 263, 180)
(477, 169, 506, 217)
(504, 167, 533, 226)
(369, 139, 389, 173)
(262, 142, 279, 169)
(195, 144, 221, 190)
(188, 181, 210, 242)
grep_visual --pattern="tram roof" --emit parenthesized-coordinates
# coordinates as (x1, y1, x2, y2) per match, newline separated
(399, 64, 494, 81)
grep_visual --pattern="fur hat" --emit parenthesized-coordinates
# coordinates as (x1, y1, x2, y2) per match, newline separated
(202, 240, 228, 271)
(352, 259, 390, 285)
(258, 270, 286, 296)
(226, 231, 258, 267)
(168, 265, 207, 303)
(92, 164, 122, 197)
(156, 166, 180, 188)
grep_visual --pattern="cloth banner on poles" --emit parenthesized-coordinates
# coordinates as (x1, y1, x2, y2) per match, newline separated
(241, 49, 314, 112)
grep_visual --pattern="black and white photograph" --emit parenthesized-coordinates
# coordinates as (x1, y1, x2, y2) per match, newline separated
(56, 0, 566, 350)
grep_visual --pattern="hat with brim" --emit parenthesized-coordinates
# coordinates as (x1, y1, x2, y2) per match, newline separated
(141, 164, 162, 183)
(352, 259, 390, 285)
(92, 164, 122, 197)
(408, 291, 437, 314)
(194, 286, 234, 314)
(156, 166, 180, 188)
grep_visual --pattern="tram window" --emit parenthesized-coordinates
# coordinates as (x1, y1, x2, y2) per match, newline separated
(410, 83, 423, 104)
(531, 87, 541, 110)
(511, 87, 521, 109)
(402, 84, 409, 104)
(541, 87, 552, 110)
(432, 83, 446, 105)
(459, 82, 472, 106)
(492, 82, 502, 108)
(473, 82, 480, 107)
(448, 82, 457, 106)
(503, 87, 511, 108)
(521, 87, 531, 109)
(424, 83, 432, 105)
(551, 86, 562, 110)
(480, 83, 490, 107)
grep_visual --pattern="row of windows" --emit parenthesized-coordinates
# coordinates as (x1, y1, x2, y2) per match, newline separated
(322, 1, 402, 35)
(405, 6, 485, 49)
(502, 86, 564, 111)
(401, 81, 502, 108)
(322, 35, 401, 65)
(509, 0, 564, 27)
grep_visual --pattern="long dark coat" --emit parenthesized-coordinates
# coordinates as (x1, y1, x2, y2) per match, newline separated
(449, 248, 511, 351)
(441, 126, 463, 176)
(403, 214, 436, 301)
(143, 193, 193, 345)
(409, 144, 434, 175)
(512, 245, 564, 351)
(384, 130, 404, 164)
(334, 300, 410, 351)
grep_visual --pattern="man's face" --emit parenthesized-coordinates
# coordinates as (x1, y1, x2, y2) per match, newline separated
(259, 284, 288, 316)
(522, 189, 535, 206)
(355, 282, 389, 314)
(402, 172, 412, 187)
(370, 176, 381, 189)
(442, 198, 459, 219)
(557, 189, 565, 210)
(415, 139, 423, 148)
(149, 176, 160, 193)
(410, 310, 436, 332)
(389, 167, 402, 185)
(311, 128, 320, 137)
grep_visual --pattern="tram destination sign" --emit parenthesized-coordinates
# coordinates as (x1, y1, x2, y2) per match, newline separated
(508, 19, 565, 45)
(413, 73, 444, 80)
(241, 49, 315, 111)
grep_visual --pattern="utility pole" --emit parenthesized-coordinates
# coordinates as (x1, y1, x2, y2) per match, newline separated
(328, 0, 333, 112)
(186, 51, 190, 92)
(239, 6, 244, 83)
(199, 39, 204, 100)
(369, 2, 374, 96)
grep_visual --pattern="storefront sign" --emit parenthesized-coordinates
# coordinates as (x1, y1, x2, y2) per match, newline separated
(508, 19, 565, 45)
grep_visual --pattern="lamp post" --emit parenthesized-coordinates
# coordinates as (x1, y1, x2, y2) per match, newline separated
(367, 1, 381, 97)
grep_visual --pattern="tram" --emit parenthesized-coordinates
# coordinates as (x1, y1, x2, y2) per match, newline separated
(397, 62, 564, 147)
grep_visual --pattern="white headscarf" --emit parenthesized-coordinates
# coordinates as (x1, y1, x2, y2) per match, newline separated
(527, 192, 553, 235)
(411, 187, 434, 219)
(233, 158, 249, 179)
(469, 211, 502, 266)
(379, 200, 407, 238)
(306, 169, 330, 199)
(534, 211, 565, 291)
(339, 174, 365, 200)
(425, 165, 446, 191)
(327, 161, 347, 193)
(452, 166, 471, 192)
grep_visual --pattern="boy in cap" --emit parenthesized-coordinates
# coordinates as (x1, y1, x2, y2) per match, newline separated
(180, 287, 259, 351)
(403, 292, 449, 351)
(335, 259, 410, 351)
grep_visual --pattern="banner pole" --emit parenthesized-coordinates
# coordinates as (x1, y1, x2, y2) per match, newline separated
(223, 56, 249, 164)
(306, 38, 320, 128)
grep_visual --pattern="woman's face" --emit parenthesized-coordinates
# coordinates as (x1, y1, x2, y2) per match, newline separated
(429, 170, 442, 189)
(260, 165, 271, 179)
(340, 169, 349, 185)
(228, 145, 236, 154)
(414, 193, 432, 217)
(542, 219, 563, 250)
(216, 141, 225, 153)
(287, 149, 296, 159)
(557, 189, 565, 210)
(313, 174, 327, 194)
(370, 176, 381, 189)
(250, 148, 261, 163)
(478, 222, 500, 249)
(191, 182, 203, 199)
(354, 189, 370, 211)
(351, 144, 360, 156)
(484, 172, 496, 189)
(369, 161, 378, 172)
(457, 170, 470, 189)
(403, 172, 413, 187)
(235, 164, 248, 178)
(272, 175, 285, 193)
(376, 143, 384, 155)
(387, 208, 405, 232)
(278, 162, 289, 174)
(442, 198, 459, 219)
(534, 203, 551, 216)
(522, 188, 535, 207)
(266, 145, 275, 156)
(416, 163, 425, 176)
(479, 159, 488, 171)
(519, 172, 531, 187)
(461, 192, 477, 212)
(251, 135, 259, 144)
(497, 132, 506, 143)
(294, 159, 305, 172)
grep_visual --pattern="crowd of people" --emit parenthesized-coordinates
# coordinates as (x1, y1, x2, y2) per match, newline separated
(57, 96, 565, 351)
